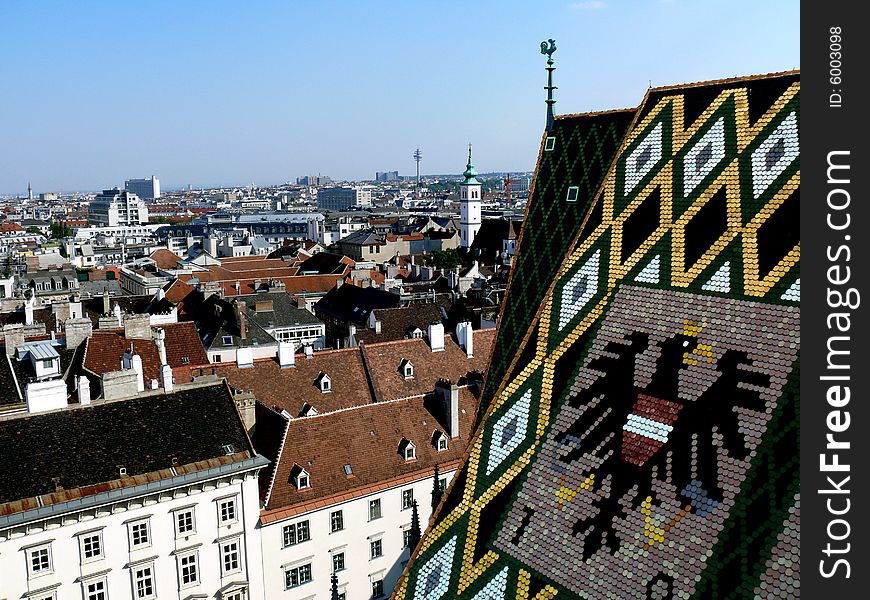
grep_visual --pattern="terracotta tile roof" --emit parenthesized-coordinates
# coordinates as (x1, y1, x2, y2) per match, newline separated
(0, 222, 25, 233)
(163, 279, 195, 304)
(261, 387, 478, 513)
(208, 347, 373, 416)
(149, 248, 182, 269)
(362, 330, 493, 401)
(177, 272, 340, 297)
(83, 322, 209, 386)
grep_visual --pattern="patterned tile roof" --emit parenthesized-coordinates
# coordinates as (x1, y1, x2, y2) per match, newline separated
(395, 71, 800, 600)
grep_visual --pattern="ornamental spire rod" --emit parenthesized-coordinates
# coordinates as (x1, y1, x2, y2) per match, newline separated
(540, 38, 557, 131)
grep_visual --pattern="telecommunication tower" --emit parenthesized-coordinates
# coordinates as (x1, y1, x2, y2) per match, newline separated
(413, 148, 422, 193)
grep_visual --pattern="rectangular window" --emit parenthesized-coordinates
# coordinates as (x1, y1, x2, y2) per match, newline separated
(175, 509, 195, 535)
(28, 544, 52, 576)
(330, 510, 344, 532)
(370, 538, 383, 559)
(130, 520, 150, 547)
(403, 529, 413, 548)
(134, 565, 155, 599)
(284, 563, 313, 589)
(369, 498, 382, 521)
(332, 551, 346, 572)
(221, 540, 241, 574)
(179, 552, 199, 586)
(372, 578, 385, 598)
(401, 488, 414, 510)
(439, 477, 447, 492)
(544, 136, 557, 152)
(81, 532, 103, 561)
(282, 520, 311, 547)
(219, 497, 237, 524)
(566, 185, 580, 203)
(85, 580, 107, 600)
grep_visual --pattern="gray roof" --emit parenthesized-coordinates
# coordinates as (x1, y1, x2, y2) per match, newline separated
(240, 292, 323, 329)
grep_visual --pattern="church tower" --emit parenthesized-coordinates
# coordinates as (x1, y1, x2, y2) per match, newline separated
(459, 144, 482, 249)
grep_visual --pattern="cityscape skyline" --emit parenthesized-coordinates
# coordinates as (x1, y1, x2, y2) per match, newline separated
(1, 0, 799, 194)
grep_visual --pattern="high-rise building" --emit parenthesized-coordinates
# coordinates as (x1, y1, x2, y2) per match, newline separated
(459, 145, 482, 249)
(89, 188, 150, 226)
(376, 171, 399, 182)
(317, 187, 372, 212)
(296, 175, 332, 186)
(124, 175, 161, 199)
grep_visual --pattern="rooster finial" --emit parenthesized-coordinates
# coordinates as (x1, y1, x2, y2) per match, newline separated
(541, 39, 557, 131)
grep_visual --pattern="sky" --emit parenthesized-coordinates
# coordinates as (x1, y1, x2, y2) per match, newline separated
(0, 0, 799, 194)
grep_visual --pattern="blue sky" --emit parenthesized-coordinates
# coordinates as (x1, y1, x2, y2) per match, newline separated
(0, 1, 799, 193)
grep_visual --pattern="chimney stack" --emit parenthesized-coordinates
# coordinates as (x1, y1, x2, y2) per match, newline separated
(123, 349, 145, 393)
(456, 321, 474, 358)
(24, 296, 34, 326)
(234, 301, 247, 340)
(427, 322, 445, 352)
(161, 364, 174, 392)
(154, 327, 168, 365)
(77, 375, 91, 405)
(304, 345, 314, 359)
(278, 341, 296, 368)
(103, 286, 110, 315)
(435, 379, 461, 438)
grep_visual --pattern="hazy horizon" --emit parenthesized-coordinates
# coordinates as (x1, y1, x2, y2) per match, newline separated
(1, 0, 799, 195)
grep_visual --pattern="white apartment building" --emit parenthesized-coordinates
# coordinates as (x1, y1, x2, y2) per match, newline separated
(124, 176, 161, 200)
(255, 380, 475, 600)
(317, 187, 373, 212)
(0, 382, 269, 600)
(88, 189, 150, 227)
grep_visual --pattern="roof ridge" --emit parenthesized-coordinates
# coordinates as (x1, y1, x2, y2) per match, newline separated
(647, 69, 799, 94)
(262, 411, 292, 508)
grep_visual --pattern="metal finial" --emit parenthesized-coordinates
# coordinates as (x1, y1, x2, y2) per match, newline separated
(541, 39, 557, 131)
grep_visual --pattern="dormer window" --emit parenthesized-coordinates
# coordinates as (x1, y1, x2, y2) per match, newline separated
(400, 359, 414, 379)
(315, 372, 331, 393)
(432, 430, 448, 452)
(300, 403, 318, 417)
(398, 438, 416, 461)
(291, 465, 311, 490)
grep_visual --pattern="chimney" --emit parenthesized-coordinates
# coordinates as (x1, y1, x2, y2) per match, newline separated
(77, 375, 91, 405)
(234, 301, 247, 340)
(113, 303, 122, 327)
(64, 317, 93, 349)
(374, 320, 382, 334)
(427, 322, 445, 352)
(456, 321, 473, 358)
(304, 345, 314, 359)
(278, 341, 296, 368)
(161, 364, 174, 392)
(154, 328, 168, 365)
(124, 314, 150, 340)
(24, 296, 34, 326)
(102, 287, 110, 315)
(3, 324, 24, 356)
(435, 379, 461, 438)
(122, 350, 146, 393)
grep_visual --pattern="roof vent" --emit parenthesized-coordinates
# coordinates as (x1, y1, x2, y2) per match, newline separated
(118, 466, 128, 477)
(222, 444, 235, 455)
